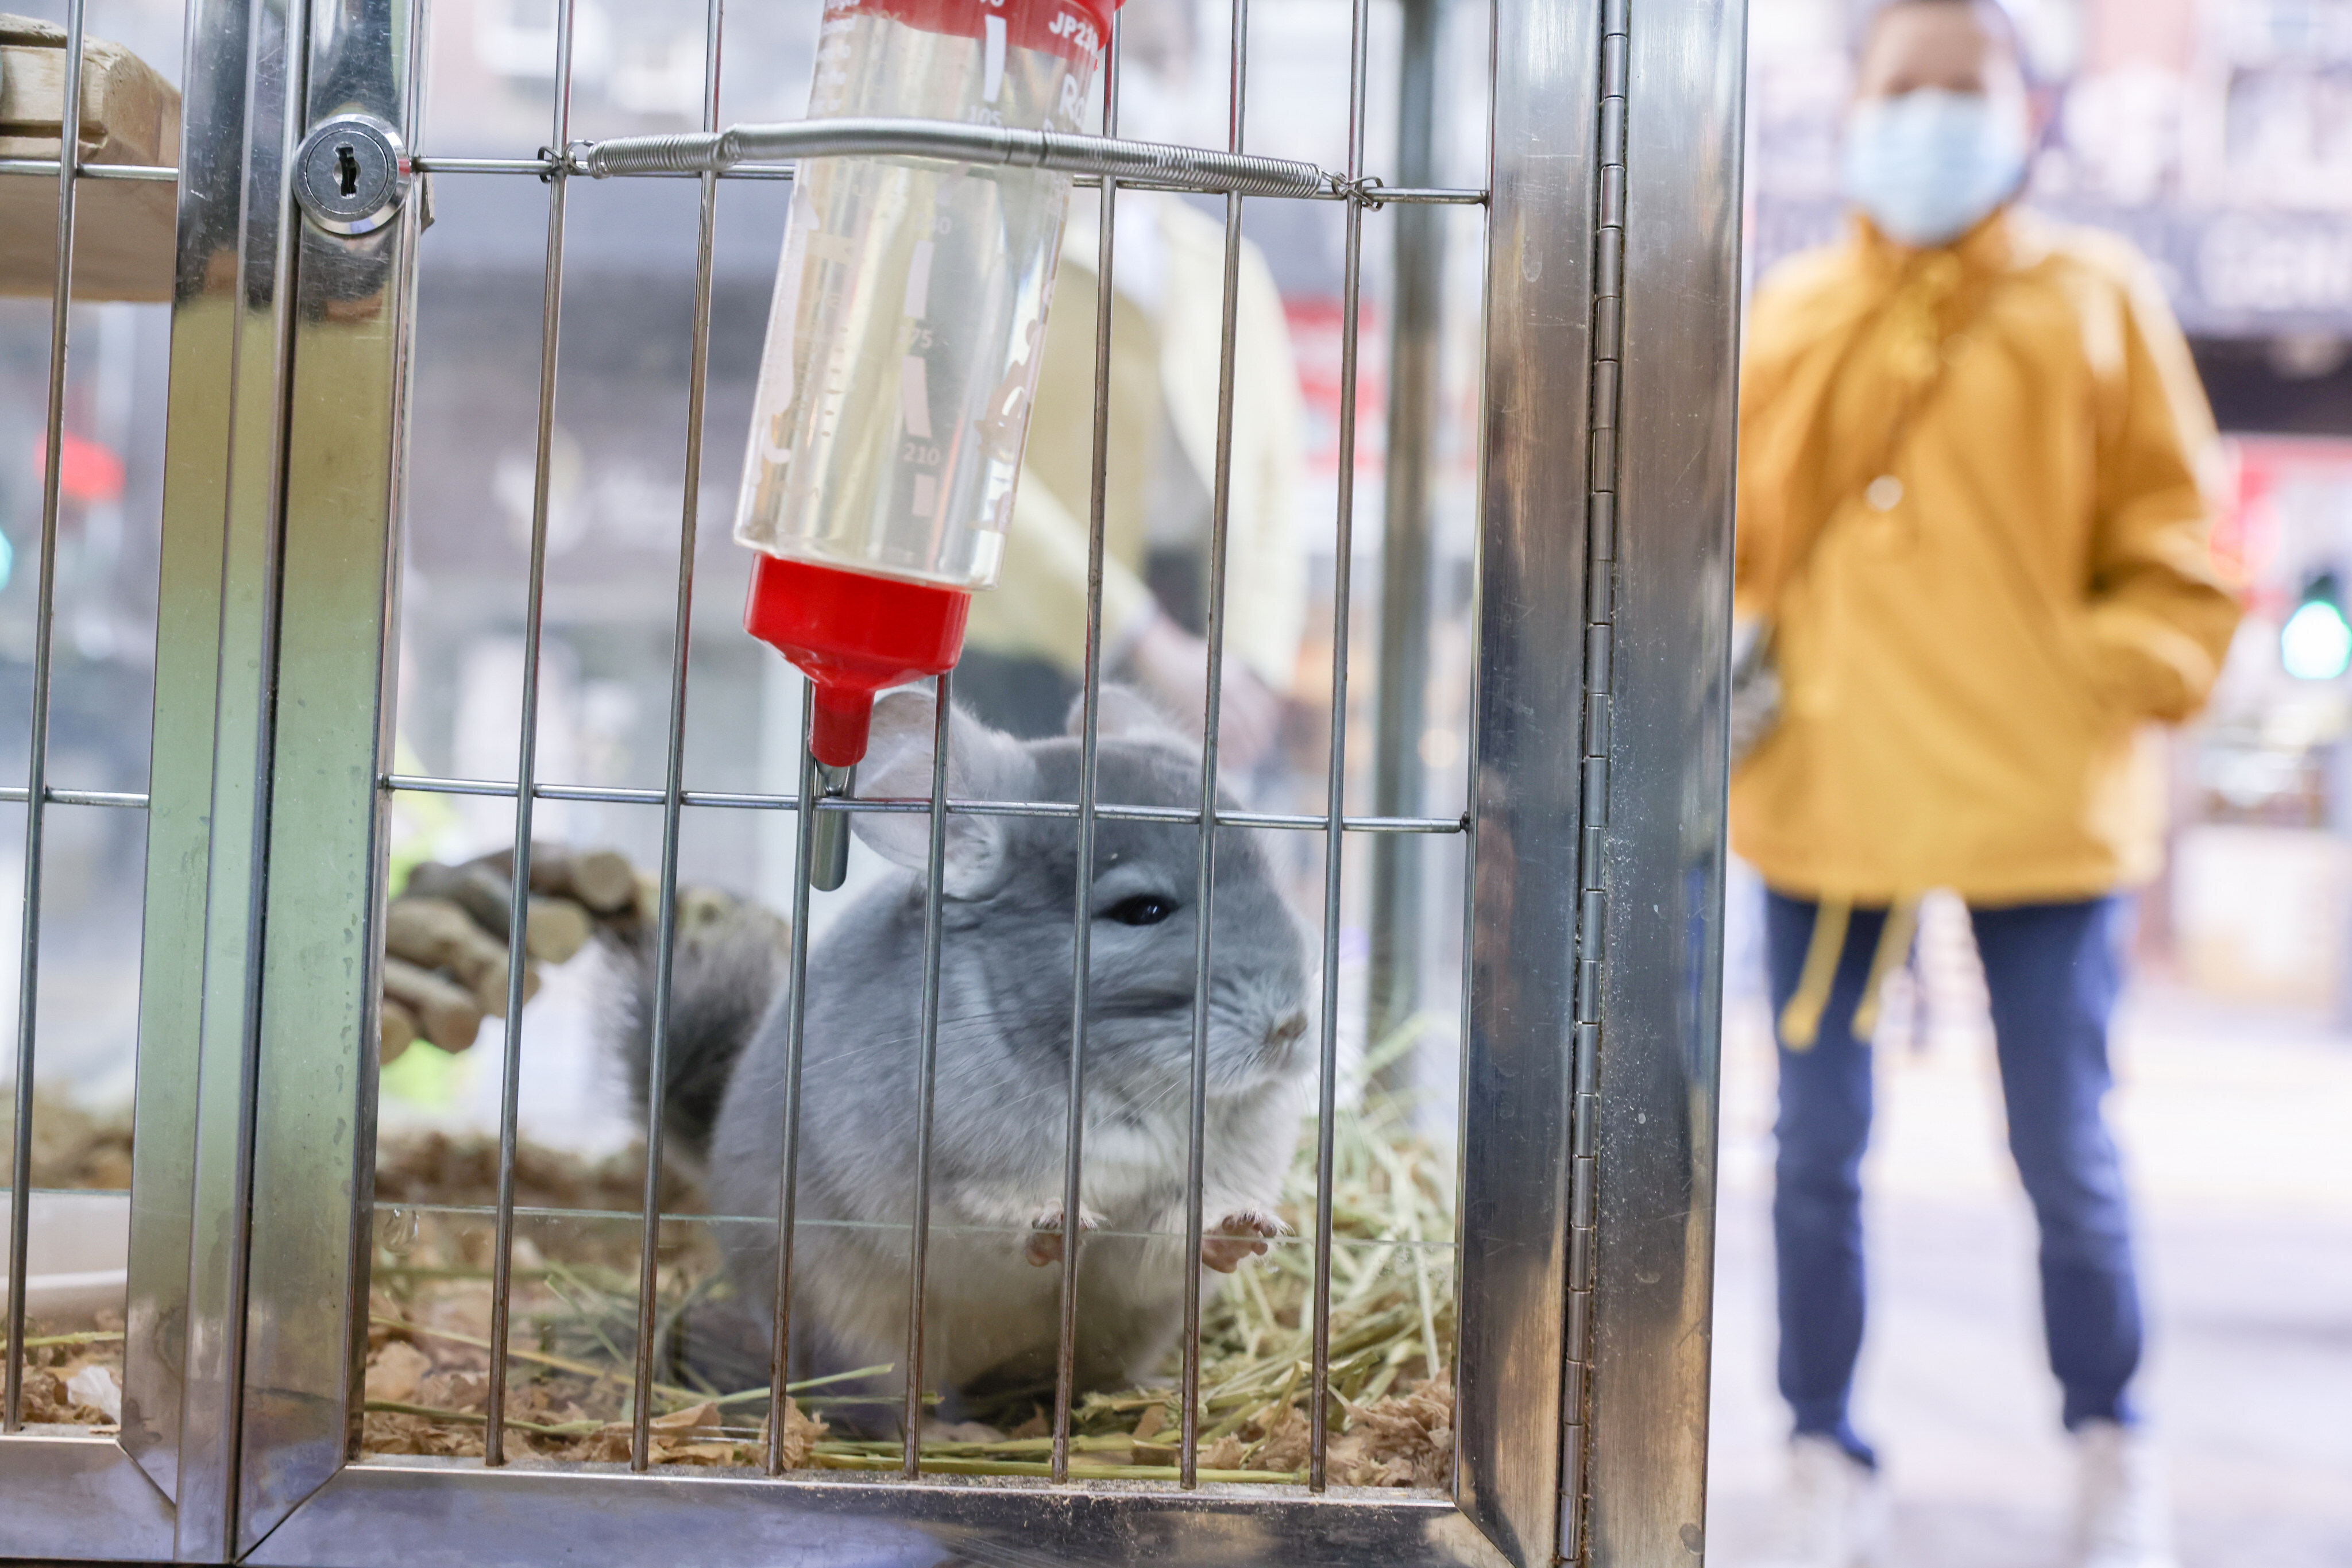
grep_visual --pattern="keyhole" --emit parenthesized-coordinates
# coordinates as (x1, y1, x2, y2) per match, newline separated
(335, 144, 360, 198)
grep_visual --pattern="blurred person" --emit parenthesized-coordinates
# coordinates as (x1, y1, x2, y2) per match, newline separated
(1732, 3, 2241, 1566)
(956, 0, 1306, 778)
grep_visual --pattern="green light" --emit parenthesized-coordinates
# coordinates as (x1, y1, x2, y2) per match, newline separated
(2283, 596, 2352, 681)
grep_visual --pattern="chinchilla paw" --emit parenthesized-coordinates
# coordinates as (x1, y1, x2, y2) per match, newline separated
(1200, 1210, 1283, 1273)
(1025, 1205, 1103, 1266)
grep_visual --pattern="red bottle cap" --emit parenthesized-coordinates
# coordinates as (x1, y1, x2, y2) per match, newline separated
(743, 554, 972, 767)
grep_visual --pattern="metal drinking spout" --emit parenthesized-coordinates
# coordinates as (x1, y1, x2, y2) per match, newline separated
(810, 762, 855, 893)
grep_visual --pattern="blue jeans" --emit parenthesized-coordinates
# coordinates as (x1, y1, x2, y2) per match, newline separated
(1765, 891, 2144, 1465)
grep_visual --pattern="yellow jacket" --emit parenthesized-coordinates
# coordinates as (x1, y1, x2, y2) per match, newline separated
(1732, 210, 2242, 903)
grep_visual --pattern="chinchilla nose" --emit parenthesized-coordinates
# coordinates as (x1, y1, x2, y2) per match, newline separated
(1265, 1010, 1308, 1053)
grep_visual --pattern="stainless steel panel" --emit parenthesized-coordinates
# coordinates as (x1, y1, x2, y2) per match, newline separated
(248, 1461, 1515, 1568)
(235, 0, 423, 1548)
(0, 1436, 175, 1560)
(1455, 0, 1598, 1559)
(123, 0, 281, 1516)
(1581, 0, 1744, 1563)
(150, 0, 313, 1552)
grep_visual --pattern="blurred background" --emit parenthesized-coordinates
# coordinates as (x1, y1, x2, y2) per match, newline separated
(1714, 2, 2352, 1563)
(2, 0, 2347, 1542)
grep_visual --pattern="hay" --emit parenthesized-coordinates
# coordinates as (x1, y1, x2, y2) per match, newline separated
(0, 1316, 127, 1432)
(0, 1094, 132, 1430)
(1, 1056, 1459, 1486)
(360, 1034, 1459, 1488)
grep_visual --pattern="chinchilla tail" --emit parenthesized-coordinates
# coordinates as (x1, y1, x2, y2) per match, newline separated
(612, 891, 787, 1162)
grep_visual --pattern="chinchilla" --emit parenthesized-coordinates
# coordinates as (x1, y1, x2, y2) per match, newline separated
(617, 685, 1312, 1433)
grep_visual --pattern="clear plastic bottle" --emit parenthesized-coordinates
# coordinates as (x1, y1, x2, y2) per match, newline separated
(734, 0, 1109, 591)
(735, 0, 1110, 768)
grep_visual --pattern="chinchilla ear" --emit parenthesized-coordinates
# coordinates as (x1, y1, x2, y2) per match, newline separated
(1063, 683, 1188, 747)
(853, 687, 1036, 898)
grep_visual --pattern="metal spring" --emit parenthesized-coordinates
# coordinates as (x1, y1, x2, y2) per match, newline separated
(566, 132, 723, 177)
(1032, 128, 1324, 195)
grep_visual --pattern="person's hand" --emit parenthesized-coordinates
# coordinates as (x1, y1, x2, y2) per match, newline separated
(1125, 613, 1284, 774)
(376, 844, 638, 1064)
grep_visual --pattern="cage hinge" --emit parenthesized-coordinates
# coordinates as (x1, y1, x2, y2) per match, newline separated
(1559, 0, 1633, 1555)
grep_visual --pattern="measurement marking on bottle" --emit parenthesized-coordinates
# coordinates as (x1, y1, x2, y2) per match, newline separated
(901, 357, 936, 439)
(760, 410, 793, 467)
(983, 16, 1007, 103)
(973, 318, 1040, 459)
(905, 240, 935, 319)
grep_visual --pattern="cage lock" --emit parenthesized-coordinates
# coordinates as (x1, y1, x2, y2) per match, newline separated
(292, 112, 410, 236)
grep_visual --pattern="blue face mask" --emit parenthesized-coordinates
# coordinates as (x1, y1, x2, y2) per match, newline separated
(1841, 88, 2029, 248)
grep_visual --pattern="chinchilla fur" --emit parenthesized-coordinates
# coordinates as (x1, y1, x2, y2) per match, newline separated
(616, 685, 1311, 1432)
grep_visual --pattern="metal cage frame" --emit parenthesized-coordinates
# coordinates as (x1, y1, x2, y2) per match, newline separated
(0, 0, 1743, 1559)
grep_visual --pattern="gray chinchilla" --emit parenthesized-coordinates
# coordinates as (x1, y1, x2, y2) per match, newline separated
(619, 685, 1311, 1433)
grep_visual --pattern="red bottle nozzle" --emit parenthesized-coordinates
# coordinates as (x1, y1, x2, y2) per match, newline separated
(809, 681, 880, 769)
(743, 554, 972, 768)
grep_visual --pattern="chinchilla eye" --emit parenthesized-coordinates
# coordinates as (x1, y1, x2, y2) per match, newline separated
(1102, 892, 1178, 926)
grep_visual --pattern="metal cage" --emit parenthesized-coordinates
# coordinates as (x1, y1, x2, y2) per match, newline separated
(0, 0, 1743, 1559)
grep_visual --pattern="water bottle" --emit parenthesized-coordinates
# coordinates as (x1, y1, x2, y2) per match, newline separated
(737, 0, 1112, 770)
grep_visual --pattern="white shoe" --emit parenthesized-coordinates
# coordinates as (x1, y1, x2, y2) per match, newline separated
(1759, 1433, 1889, 1568)
(2073, 1420, 2180, 1568)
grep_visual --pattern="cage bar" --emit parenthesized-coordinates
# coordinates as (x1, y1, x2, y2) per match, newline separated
(0, 787, 149, 808)
(383, 773, 1463, 833)
(484, 0, 580, 1470)
(1048, 9, 1123, 1485)
(1307, 0, 1375, 1494)
(1367, 0, 1450, 1082)
(625, 0, 728, 1474)
(764, 696, 822, 1474)
(1177, 0, 1253, 1486)
(899, 673, 956, 1472)
(5, 0, 87, 1436)
(399, 152, 1486, 205)
(0, 159, 175, 179)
